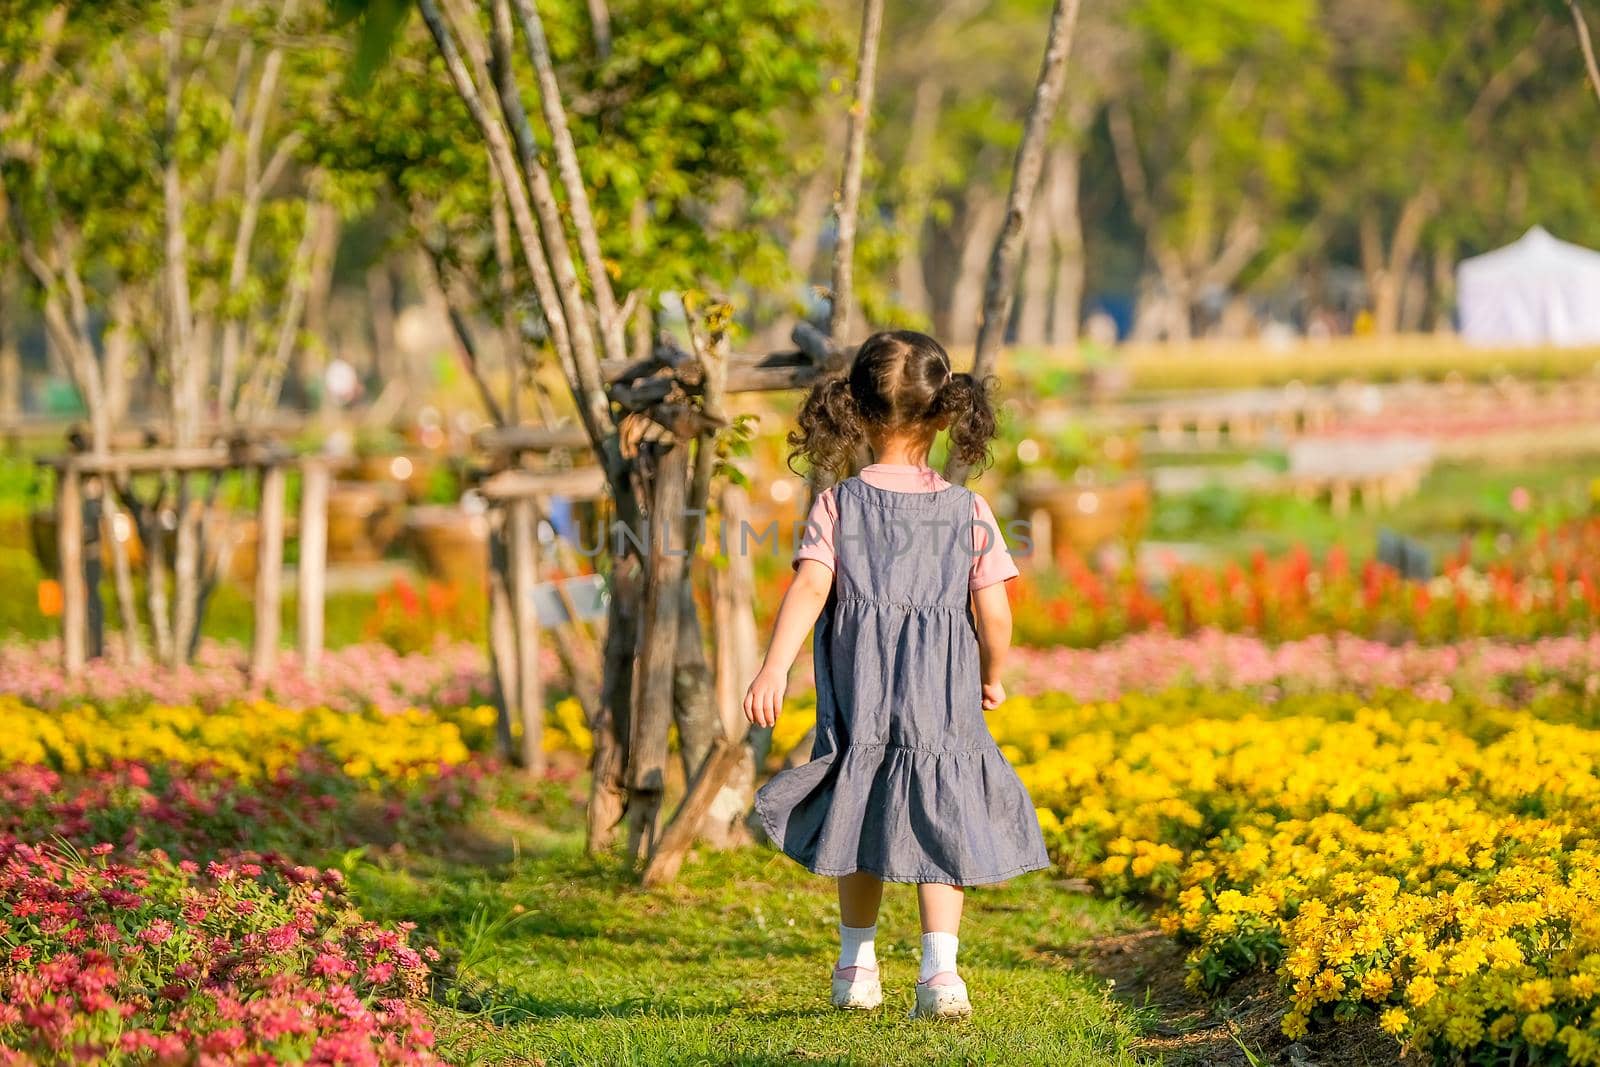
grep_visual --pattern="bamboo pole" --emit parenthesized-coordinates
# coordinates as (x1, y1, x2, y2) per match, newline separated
(296, 459, 329, 677)
(251, 463, 286, 681)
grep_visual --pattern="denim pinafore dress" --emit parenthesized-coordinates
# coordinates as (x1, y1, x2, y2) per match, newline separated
(754, 477, 1051, 885)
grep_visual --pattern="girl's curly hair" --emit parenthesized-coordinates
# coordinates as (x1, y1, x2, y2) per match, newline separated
(787, 330, 998, 479)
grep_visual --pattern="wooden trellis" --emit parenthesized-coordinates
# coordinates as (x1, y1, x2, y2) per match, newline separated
(472, 423, 606, 775)
(41, 440, 333, 680)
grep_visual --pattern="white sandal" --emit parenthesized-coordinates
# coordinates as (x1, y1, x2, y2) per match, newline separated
(911, 972, 971, 1019)
(831, 964, 883, 1010)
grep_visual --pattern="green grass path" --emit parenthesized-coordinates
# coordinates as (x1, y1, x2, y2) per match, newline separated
(351, 836, 1152, 1066)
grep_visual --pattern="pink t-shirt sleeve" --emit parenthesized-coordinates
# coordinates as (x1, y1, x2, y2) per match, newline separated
(793, 487, 839, 571)
(970, 492, 1019, 590)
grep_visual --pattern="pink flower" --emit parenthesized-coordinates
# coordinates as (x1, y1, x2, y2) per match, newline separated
(139, 920, 175, 945)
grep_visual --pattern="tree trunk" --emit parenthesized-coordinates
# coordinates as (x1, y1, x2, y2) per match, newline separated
(588, 553, 639, 852)
(827, 0, 885, 345)
(1569, 0, 1600, 106)
(1361, 191, 1436, 336)
(1430, 237, 1457, 334)
(1047, 145, 1084, 344)
(957, 0, 1084, 429)
(893, 77, 943, 324)
(0, 267, 21, 418)
(671, 580, 718, 782)
(944, 192, 1004, 345)
(1014, 205, 1053, 346)
(366, 263, 397, 383)
(702, 481, 760, 847)
(626, 442, 690, 860)
(291, 201, 341, 408)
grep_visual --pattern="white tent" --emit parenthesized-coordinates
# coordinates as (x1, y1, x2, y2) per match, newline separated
(1457, 226, 1600, 347)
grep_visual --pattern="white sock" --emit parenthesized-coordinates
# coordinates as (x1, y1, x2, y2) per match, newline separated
(919, 931, 959, 983)
(837, 923, 877, 971)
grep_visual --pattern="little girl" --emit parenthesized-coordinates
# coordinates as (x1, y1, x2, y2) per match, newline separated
(745, 329, 1050, 1020)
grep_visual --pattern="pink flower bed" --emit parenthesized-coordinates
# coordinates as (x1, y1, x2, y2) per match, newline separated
(1005, 628, 1600, 704)
(0, 839, 440, 1065)
(0, 641, 496, 713)
(0, 763, 467, 1064)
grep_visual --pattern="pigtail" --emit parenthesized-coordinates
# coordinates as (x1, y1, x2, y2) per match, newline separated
(934, 372, 999, 473)
(787, 374, 865, 479)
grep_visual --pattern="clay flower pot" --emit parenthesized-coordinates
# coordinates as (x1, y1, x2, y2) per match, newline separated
(327, 481, 404, 563)
(407, 506, 490, 587)
(1015, 474, 1151, 567)
(356, 453, 437, 504)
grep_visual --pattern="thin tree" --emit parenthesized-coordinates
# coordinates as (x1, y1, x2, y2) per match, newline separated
(827, 0, 885, 346)
(1572, 1, 1600, 104)
(945, 0, 1083, 483)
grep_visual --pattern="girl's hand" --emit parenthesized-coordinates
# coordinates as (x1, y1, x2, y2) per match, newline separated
(981, 681, 1006, 711)
(744, 665, 788, 728)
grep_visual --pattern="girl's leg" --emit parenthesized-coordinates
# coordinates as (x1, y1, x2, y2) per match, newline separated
(912, 882, 971, 1018)
(837, 871, 882, 971)
(916, 882, 963, 985)
(838, 870, 884, 929)
(831, 872, 884, 1009)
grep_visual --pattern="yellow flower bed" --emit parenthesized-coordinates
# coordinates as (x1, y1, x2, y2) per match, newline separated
(0, 695, 474, 782)
(978, 688, 1600, 1062)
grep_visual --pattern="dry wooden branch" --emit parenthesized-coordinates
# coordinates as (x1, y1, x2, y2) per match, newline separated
(476, 465, 608, 501)
(476, 424, 592, 453)
(640, 735, 742, 887)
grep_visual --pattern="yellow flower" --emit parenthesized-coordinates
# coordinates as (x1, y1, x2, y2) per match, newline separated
(1406, 976, 1438, 1007)
(1523, 1013, 1557, 1046)
(1359, 970, 1393, 1000)
(1515, 979, 1555, 1013)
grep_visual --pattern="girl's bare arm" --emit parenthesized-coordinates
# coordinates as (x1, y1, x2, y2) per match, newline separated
(743, 559, 833, 727)
(971, 582, 1012, 710)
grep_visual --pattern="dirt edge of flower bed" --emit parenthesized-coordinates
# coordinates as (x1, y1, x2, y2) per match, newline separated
(1064, 927, 1422, 1067)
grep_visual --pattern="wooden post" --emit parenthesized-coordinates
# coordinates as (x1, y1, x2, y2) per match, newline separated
(251, 463, 286, 681)
(641, 736, 742, 888)
(702, 481, 763, 848)
(509, 495, 545, 776)
(58, 464, 86, 672)
(486, 508, 520, 762)
(627, 441, 690, 858)
(296, 459, 329, 677)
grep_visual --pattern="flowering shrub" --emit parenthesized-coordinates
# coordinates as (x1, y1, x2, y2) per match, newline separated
(365, 578, 486, 654)
(1012, 520, 1600, 647)
(0, 697, 475, 784)
(0, 761, 486, 864)
(0, 640, 494, 714)
(990, 689, 1600, 1062)
(758, 632, 1600, 767)
(0, 838, 441, 1064)
(1006, 629, 1600, 707)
